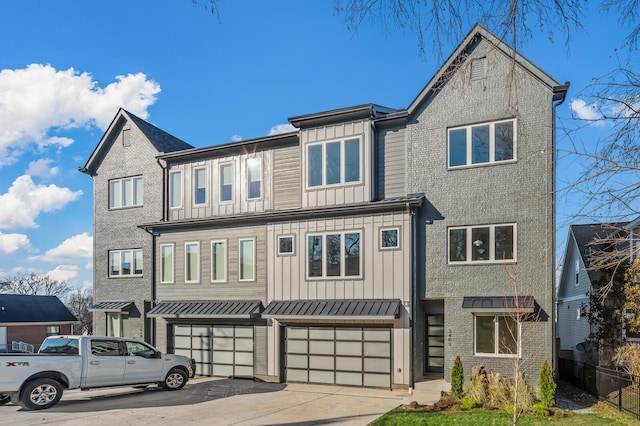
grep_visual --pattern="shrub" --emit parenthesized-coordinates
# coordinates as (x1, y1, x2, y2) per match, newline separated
(451, 355, 464, 399)
(485, 372, 509, 409)
(538, 360, 556, 408)
(460, 398, 477, 410)
(531, 402, 550, 417)
(508, 372, 535, 413)
(466, 365, 488, 405)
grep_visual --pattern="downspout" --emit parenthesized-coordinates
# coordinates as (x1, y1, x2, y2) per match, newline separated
(409, 201, 418, 392)
(551, 82, 570, 374)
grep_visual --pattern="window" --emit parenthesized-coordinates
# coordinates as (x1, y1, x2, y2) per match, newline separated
(160, 244, 174, 283)
(247, 158, 262, 200)
(107, 314, 129, 338)
(448, 224, 516, 264)
(126, 341, 156, 358)
(109, 177, 143, 208)
(91, 339, 124, 355)
(185, 242, 200, 283)
(380, 228, 400, 250)
(239, 238, 255, 281)
(448, 119, 515, 168)
(307, 231, 361, 278)
(575, 259, 580, 286)
(194, 167, 207, 206)
(220, 163, 233, 202)
(474, 315, 520, 356)
(211, 240, 227, 282)
(122, 128, 131, 147)
(307, 137, 361, 188)
(278, 235, 295, 255)
(109, 249, 143, 277)
(169, 171, 182, 208)
(46, 326, 60, 336)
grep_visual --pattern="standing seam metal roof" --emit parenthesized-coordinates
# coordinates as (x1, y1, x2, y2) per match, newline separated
(262, 299, 402, 318)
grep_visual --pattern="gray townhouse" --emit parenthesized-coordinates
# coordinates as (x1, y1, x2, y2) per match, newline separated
(82, 24, 567, 389)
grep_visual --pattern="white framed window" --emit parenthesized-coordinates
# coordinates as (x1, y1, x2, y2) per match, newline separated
(169, 171, 182, 208)
(109, 249, 143, 277)
(247, 158, 262, 200)
(307, 231, 361, 279)
(46, 326, 60, 336)
(239, 238, 255, 281)
(193, 167, 207, 206)
(185, 242, 200, 283)
(278, 235, 295, 256)
(107, 313, 129, 337)
(220, 163, 233, 202)
(211, 240, 227, 282)
(160, 244, 174, 284)
(474, 315, 520, 357)
(307, 137, 361, 188)
(448, 119, 516, 168)
(109, 176, 143, 208)
(380, 227, 400, 250)
(448, 224, 516, 264)
(575, 259, 580, 286)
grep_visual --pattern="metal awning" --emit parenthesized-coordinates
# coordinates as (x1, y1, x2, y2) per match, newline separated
(147, 300, 263, 319)
(89, 300, 134, 313)
(462, 296, 535, 313)
(262, 299, 402, 321)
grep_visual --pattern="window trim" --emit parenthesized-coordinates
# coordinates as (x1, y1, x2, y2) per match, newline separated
(246, 157, 262, 201)
(277, 235, 295, 256)
(108, 249, 143, 278)
(306, 230, 363, 280)
(306, 136, 363, 189)
(447, 118, 517, 169)
(193, 166, 208, 207)
(379, 227, 401, 251)
(184, 241, 200, 284)
(169, 171, 183, 209)
(448, 223, 517, 264)
(238, 238, 256, 282)
(210, 239, 227, 283)
(473, 314, 521, 358)
(219, 162, 234, 203)
(108, 176, 143, 209)
(160, 243, 175, 284)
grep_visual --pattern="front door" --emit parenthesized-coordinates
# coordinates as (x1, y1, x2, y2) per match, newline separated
(425, 314, 445, 374)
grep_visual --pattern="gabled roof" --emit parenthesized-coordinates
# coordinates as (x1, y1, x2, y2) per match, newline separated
(407, 23, 564, 116)
(0, 294, 77, 325)
(81, 108, 194, 175)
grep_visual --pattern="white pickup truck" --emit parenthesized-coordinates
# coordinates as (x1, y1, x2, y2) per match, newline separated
(0, 335, 195, 410)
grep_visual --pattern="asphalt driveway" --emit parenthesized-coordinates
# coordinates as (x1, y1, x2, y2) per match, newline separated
(0, 377, 416, 425)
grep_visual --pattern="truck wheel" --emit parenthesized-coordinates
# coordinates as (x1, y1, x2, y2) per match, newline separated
(19, 379, 63, 410)
(0, 394, 10, 405)
(162, 368, 187, 390)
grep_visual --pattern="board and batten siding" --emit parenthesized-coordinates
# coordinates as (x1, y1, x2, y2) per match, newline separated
(272, 145, 302, 210)
(377, 127, 406, 199)
(301, 120, 372, 208)
(155, 225, 267, 302)
(168, 150, 273, 221)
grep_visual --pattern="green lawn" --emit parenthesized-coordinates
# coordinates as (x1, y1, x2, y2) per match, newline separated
(370, 403, 639, 426)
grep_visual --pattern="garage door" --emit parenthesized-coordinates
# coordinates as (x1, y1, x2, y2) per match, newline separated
(173, 324, 254, 377)
(285, 326, 391, 388)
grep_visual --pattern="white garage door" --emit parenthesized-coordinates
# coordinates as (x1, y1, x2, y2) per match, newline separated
(173, 324, 254, 377)
(285, 326, 391, 388)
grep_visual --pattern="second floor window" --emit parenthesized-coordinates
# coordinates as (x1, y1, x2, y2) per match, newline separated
(185, 242, 200, 283)
(109, 249, 143, 277)
(449, 224, 516, 264)
(109, 177, 143, 208)
(160, 244, 174, 283)
(448, 119, 515, 168)
(220, 163, 233, 202)
(239, 238, 255, 281)
(307, 231, 361, 278)
(194, 167, 207, 205)
(169, 171, 182, 208)
(211, 240, 227, 282)
(307, 137, 361, 188)
(247, 158, 262, 200)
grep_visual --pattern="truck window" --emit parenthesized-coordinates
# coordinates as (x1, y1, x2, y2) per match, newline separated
(126, 341, 156, 358)
(91, 340, 123, 356)
(39, 338, 80, 354)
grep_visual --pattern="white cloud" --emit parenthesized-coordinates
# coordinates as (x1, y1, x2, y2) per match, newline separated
(230, 134, 243, 142)
(570, 98, 604, 123)
(46, 264, 80, 283)
(0, 231, 30, 254)
(0, 64, 161, 166)
(39, 232, 93, 262)
(0, 175, 82, 229)
(26, 158, 59, 178)
(268, 123, 296, 135)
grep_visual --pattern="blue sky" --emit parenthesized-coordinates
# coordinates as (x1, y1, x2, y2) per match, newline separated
(0, 1, 631, 290)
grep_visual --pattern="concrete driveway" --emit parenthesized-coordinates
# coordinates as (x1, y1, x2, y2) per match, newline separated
(0, 377, 441, 425)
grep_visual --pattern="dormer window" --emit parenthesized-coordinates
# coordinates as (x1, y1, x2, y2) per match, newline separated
(307, 137, 361, 188)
